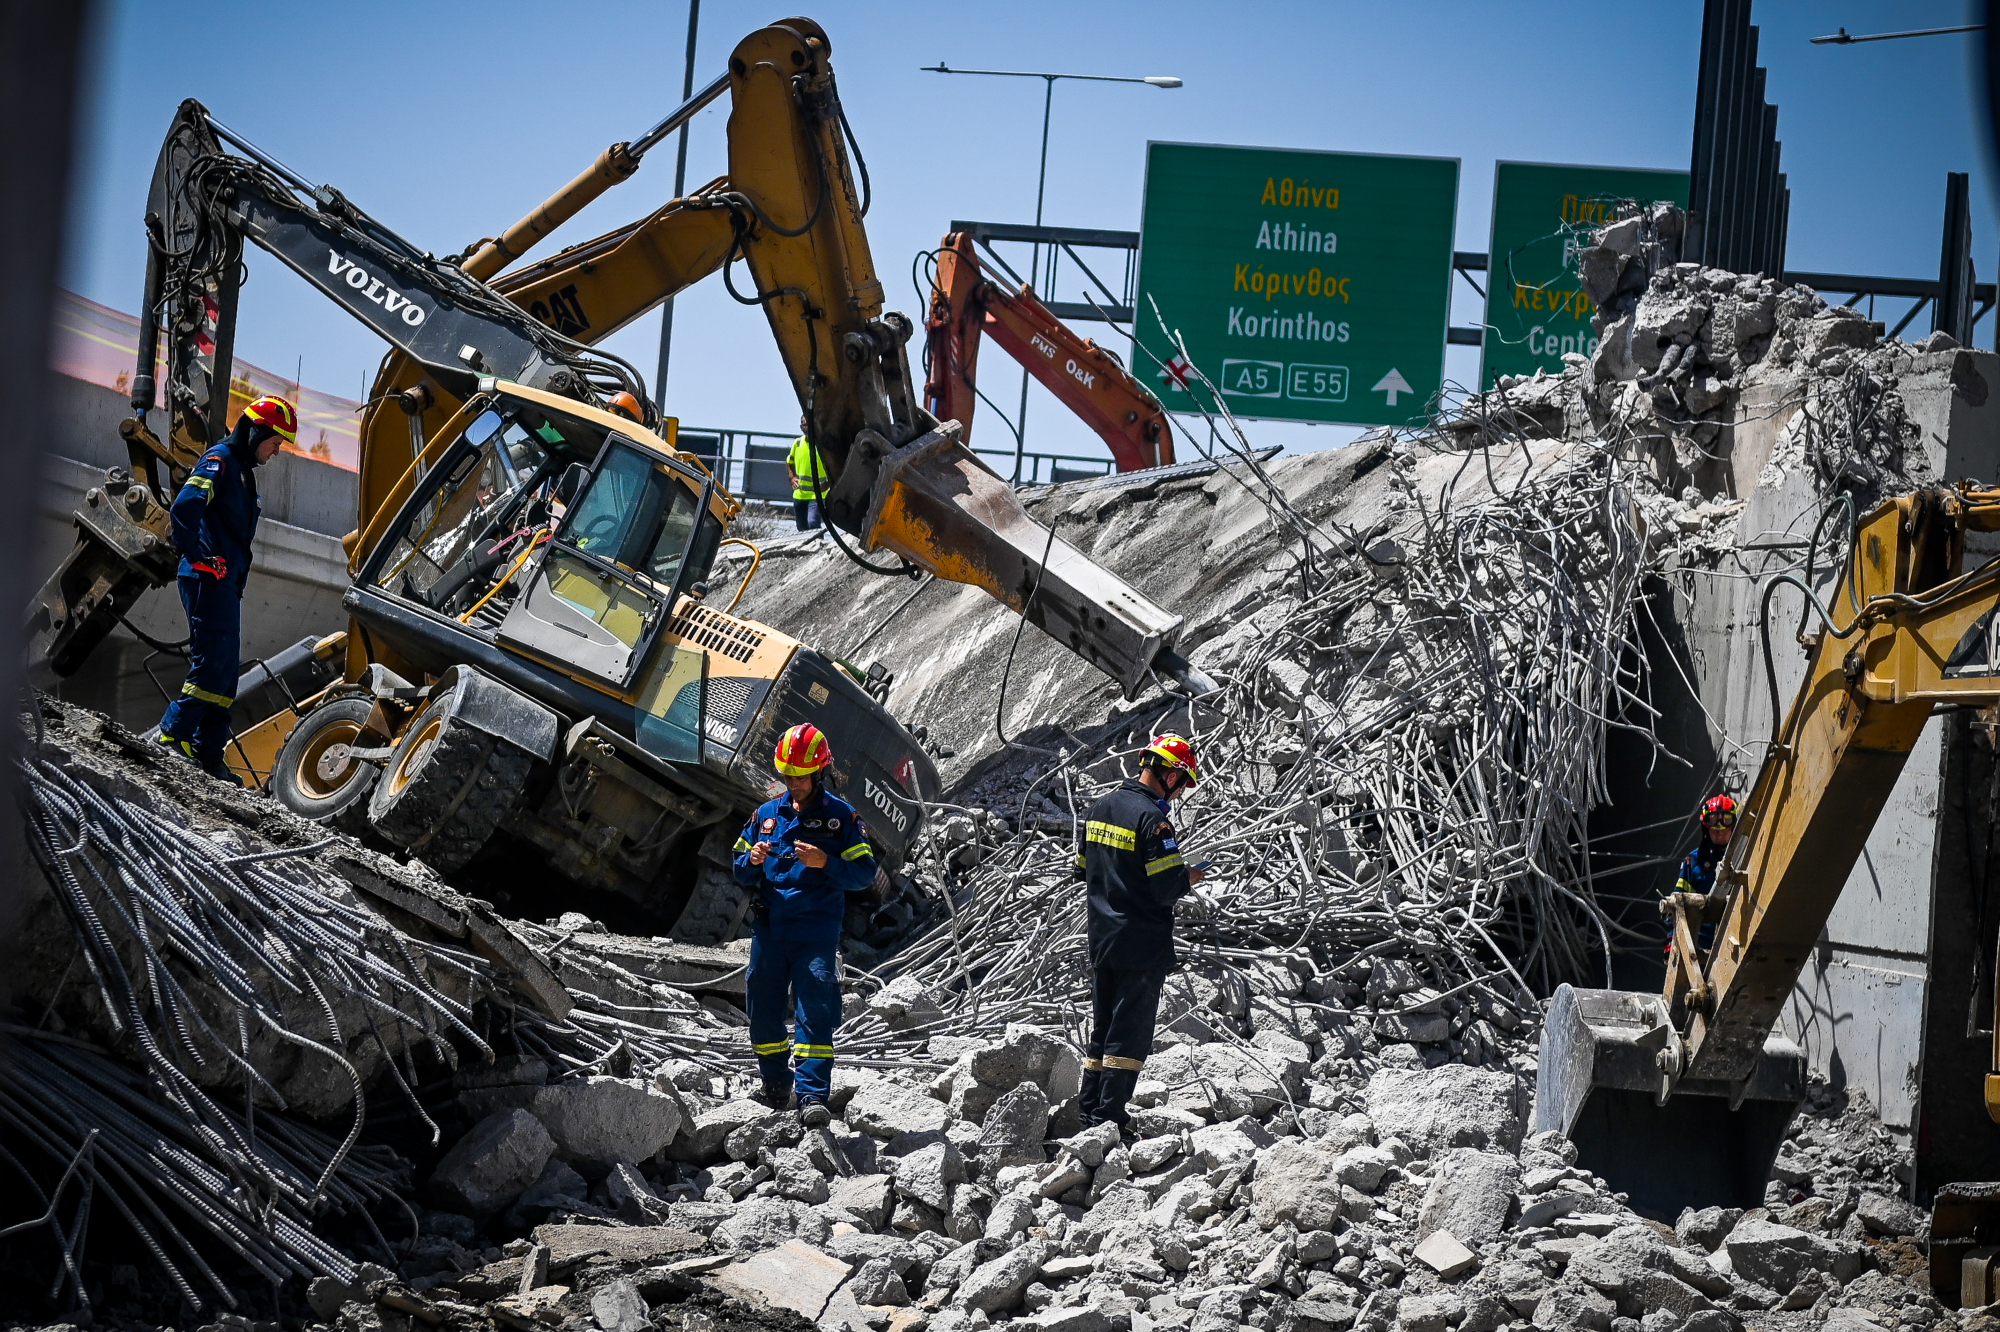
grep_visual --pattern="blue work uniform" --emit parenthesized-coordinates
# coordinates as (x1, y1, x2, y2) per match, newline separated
(1668, 838, 1727, 954)
(1074, 777, 1193, 1127)
(731, 786, 877, 1100)
(156, 424, 263, 770)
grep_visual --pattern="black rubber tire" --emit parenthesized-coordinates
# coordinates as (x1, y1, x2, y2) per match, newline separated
(367, 688, 533, 873)
(670, 825, 753, 944)
(268, 697, 380, 836)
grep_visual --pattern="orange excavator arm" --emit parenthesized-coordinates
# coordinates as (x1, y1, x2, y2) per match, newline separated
(923, 231, 1172, 473)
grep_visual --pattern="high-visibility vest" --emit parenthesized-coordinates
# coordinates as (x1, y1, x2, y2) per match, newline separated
(788, 436, 827, 501)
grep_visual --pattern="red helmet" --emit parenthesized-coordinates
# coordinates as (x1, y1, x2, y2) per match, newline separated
(774, 723, 833, 777)
(1140, 733, 1199, 786)
(242, 395, 298, 444)
(1701, 794, 1737, 829)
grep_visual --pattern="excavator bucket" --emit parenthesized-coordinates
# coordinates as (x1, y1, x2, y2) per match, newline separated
(1534, 985, 1807, 1219)
(1932, 1184, 2000, 1307)
(854, 421, 1209, 700)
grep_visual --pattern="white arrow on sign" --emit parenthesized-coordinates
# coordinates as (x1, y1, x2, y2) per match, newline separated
(1371, 368, 1414, 406)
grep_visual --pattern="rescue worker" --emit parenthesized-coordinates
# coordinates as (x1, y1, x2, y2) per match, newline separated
(732, 723, 877, 1125)
(1667, 793, 1736, 952)
(787, 417, 827, 531)
(154, 395, 295, 782)
(1074, 733, 1206, 1130)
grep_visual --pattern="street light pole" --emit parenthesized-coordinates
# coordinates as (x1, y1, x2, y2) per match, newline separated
(922, 63, 1179, 481)
(654, 0, 701, 412)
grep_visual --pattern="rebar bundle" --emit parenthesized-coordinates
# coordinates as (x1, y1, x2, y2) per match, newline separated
(840, 436, 1655, 1055)
(8, 748, 494, 1309)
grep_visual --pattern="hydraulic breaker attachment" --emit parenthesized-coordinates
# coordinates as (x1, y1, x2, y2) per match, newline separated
(1533, 985, 1805, 1219)
(840, 418, 1211, 700)
(27, 467, 180, 679)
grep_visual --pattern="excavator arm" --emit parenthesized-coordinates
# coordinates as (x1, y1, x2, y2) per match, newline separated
(923, 230, 1172, 473)
(27, 98, 642, 678)
(1537, 484, 2000, 1222)
(356, 19, 1205, 698)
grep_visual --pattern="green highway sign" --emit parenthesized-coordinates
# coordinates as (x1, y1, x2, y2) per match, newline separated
(1134, 141, 1458, 428)
(1482, 161, 1688, 387)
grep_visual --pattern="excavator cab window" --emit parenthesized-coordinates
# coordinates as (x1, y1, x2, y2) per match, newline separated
(563, 441, 704, 587)
(372, 411, 549, 611)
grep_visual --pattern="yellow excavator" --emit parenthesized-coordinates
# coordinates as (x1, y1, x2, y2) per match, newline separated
(1538, 483, 2000, 1306)
(26, 17, 1208, 939)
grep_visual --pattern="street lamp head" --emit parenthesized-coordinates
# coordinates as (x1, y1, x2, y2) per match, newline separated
(1144, 76, 1183, 88)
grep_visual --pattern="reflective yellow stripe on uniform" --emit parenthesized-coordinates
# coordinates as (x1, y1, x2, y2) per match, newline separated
(735, 837, 753, 853)
(184, 476, 214, 495)
(1084, 1057, 1105, 1071)
(842, 842, 874, 861)
(1086, 820, 1136, 850)
(796, 1044, 836, 1059)
(1103, 1055, 1145, 1071)
(1144, 852, 1184, 877)
(752, 1039, 794, 1056)
(180, 682, 234, 707)
(1074, 853, 1087, 870)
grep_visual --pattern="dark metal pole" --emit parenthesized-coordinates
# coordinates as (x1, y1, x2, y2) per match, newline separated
(1937, 171, 1975, 344)
(654, 0, 701, 411)
(1015, 75, 1057, 483)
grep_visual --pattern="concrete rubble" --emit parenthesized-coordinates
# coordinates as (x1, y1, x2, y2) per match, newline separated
(4, 204, 1992, 1331)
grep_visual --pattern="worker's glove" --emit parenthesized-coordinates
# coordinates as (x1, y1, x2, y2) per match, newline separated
(189, 556, 229, 582)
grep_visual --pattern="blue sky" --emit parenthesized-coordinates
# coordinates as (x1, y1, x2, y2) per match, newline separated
(63, 1, 1991, 465)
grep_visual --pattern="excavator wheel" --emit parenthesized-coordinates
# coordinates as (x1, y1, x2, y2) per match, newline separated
(668, 825, 752, 944)
(269, 697, 379, 836)
(367, 684, 533, 873)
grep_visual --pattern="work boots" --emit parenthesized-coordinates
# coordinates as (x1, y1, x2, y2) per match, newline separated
(1078, 1067, 1139, 1131)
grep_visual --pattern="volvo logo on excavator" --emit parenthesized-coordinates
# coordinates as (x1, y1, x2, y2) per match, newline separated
(327, 252, 427, 326)
(863, 776, 911, 833)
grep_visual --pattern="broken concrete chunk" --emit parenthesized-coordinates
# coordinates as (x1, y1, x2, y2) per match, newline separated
(1674, 1205, 1742, 1252)
(978, 1082, 1051, 1166)
(708, 1239, 853, 1321)
(1854, 1190, 1923, 1238)
(1721, 1216, 1861, 1293)
(953, 1238, 1050, 1313)
(712, 1197, 832, 1257)
(1415, 1148, 1521, 1245)
(590, 1277, 653, 1332)
(1189, 1115, 1274, 1168)
(1364, 1064, 1523, 1156)
(462, 1076, 686, 1167)
(848, 1080, 951, 1139)
(828, 1173, 894, 1229)
(669, 1100, 778, 1164)
(1250, 1137, 1347, 1231)
(1412, 1229, 1478, 1280)
(605, 1162, 672, 1225)
(428, 1109, 554, 1221)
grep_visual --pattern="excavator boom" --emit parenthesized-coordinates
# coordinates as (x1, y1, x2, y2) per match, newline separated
(355, 20, 1202, 698)
(923, 231, 1172, 473)
(1537, 485, 2000, 1227)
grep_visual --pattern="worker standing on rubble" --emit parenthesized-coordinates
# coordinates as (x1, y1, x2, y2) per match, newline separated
(1075, 733, 1207, 1130)
(154, 396, 295, 783)
(733, 723, 876, 1125)
(1667, 793, 1736, 952)
(787, 417, 827, 531)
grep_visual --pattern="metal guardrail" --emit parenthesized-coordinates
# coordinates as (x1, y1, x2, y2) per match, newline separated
(678, 425, 1114, 497)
